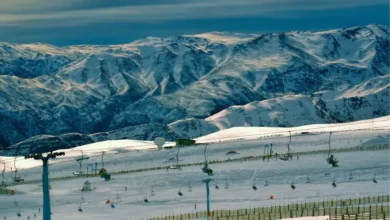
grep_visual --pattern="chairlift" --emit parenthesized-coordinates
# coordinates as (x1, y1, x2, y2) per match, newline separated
(16, 207, 21, 217)
(279, 131, 292, 161)
(290, 178, 295, 190)
(144, 193, 149, 203)
(214, 177, 220, 189)
(326, 133, 339, 167)
(74, 151, 89, 176)
(13, 159, 24, 183)
(306, 174, 310, 184)
(116, 191, 120, 200)
(332, 176, 337, 188)
(78, 203, 83, 212)
(201, 144, 214, 176)
(188, 183, 192, 192)
(150, 188, 155, 196)
(178, 187, 183, 196)
(14, 199, 19, 207)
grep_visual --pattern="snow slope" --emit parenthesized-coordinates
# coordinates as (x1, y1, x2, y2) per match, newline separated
(196, 115, 390, 142)
(0, 129, 388, 219)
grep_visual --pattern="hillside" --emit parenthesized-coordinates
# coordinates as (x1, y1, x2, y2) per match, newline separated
(0, 25, 389, 150)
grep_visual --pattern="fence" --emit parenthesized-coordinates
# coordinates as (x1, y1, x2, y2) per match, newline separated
(0, 188, 15, 195)
(4, 144, 389, 187)
(146, 195, 390, 220)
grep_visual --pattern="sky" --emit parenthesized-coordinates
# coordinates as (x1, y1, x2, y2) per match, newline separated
(0, 0, 389, 46)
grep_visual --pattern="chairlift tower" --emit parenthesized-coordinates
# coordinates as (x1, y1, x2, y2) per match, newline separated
(1, 162, 5, 186)
(202, 178, 213, 218)
(93, 163, 98, 175)
(101, 151, 105, 168)
(25, 150, 65, 220)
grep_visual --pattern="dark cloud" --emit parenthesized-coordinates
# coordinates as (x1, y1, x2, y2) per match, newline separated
(0, 0, 388, 46)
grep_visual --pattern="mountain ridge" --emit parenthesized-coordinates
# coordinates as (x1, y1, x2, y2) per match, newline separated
(0, 24, 388, 151)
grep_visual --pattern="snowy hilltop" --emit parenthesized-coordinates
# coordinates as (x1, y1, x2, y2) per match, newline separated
(0, 24, 389, 151)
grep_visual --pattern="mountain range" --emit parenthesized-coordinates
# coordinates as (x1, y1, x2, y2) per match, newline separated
(0, 24, 389, 154)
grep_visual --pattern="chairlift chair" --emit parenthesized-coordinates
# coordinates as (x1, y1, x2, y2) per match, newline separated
(373, 173, 377, 183)
(202, 145, 213, 176)
(326, 133, 339, 167)
(252, 182, 257, 191)
(332, 176, 337, 187)
(116, 191, 120, 200)
(264, 178, 269, 187)
(290, 178, 295, 190)
(279, 131, 292, 161)
(74, 151, 89, 176)
(224, 181, 229, 189)
(188, 184, 192, 192)
(16, 208, 21, 217)
(78, 203, 83, 212)
(178, 188, 183, 196)
(13, 159, 24, 183)
(150, 188, 155, 196)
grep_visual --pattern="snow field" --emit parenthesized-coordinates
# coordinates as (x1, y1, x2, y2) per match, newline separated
(0, 147, 389, 219)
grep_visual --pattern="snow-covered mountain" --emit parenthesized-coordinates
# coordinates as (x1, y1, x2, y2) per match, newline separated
(0, 25, 389, 150)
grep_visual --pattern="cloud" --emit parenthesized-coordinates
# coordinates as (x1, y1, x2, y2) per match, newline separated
(0, 0, 387, 27)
